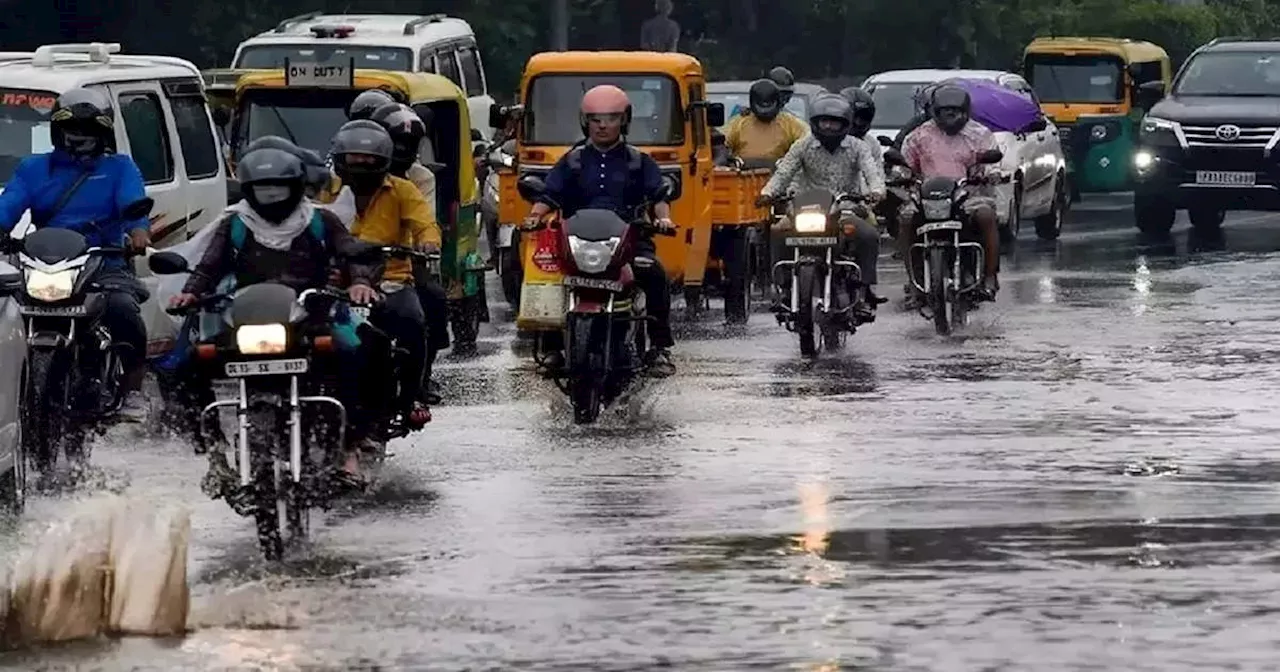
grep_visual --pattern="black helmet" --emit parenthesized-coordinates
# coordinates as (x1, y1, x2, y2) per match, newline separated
(768, 66, 796, 106)
(930, 84, 971, 135)
(237, 147, 306, 223)
(839, 86, 876, 137)
(348, 89, 397, 121)
(376, 106, 427, 176)
(50, 87, 115, 158)
(914, 83, 939, 115)
(331, 120, 394, 190)
(808, 94, 852, 151)
(245, 136, 329, 194)
(747, 79, 782, 122)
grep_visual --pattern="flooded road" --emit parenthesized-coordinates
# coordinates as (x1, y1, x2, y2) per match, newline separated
(8, 197, 1280, 669)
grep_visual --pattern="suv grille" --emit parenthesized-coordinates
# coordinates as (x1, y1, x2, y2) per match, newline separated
(1183, 124, 1277, 148)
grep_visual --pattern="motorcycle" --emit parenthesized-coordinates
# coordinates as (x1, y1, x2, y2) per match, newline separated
(769, 189, 871, 356)
(0, 198, 154, 477)
(148, 243, 428, 560)
(515, 174, 677, 424)
(884, 147, 1006, 335)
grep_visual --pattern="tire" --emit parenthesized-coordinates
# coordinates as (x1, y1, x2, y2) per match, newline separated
(929, 246, 952, 336)
(1000, 182, 1021, 249)
(1189, 206, 1225, 232)
(247, 405, 285, 561)
(1034, 176, 1065, 241)
(566, 316, 602, 424)
(499, 247, 522, 310)
(722, 227, 749, 323)
(1135, 191, 1176, 237)
(683, 285, 703, 319)
(23, 350, 68, 477)
(795, 265, 817, 356)
(449, 296, 481, 355)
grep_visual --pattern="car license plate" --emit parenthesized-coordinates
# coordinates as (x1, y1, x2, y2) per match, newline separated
(784, 237, 837, 246)
(563, 275, 624, 292)
(1195, 171, 1255, 186)
(917, 221, 963, 235)
(224, 358, 308, 377)
(20, 304, 86, 316)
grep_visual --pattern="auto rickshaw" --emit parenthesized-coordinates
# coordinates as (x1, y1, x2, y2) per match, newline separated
(226, 64, 489, 350)
(493, 51, 778, 342)
(1022, 37, 1171, 198)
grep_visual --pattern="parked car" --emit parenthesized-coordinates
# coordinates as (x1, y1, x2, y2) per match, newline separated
(862, 68, 1069, 241)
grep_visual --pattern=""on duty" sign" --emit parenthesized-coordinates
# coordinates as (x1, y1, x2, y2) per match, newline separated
(283, 57, 355, 88)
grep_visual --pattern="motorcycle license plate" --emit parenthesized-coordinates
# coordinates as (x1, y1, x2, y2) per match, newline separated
(785, 236, 837, 246)
(350, 306, 370, 318)
(916, 221, 963, 235)
(20, 304, 86, 316)
(224, 358, 309, 377)
(497, 224, 515, 247)
(563, 275, 624, 292)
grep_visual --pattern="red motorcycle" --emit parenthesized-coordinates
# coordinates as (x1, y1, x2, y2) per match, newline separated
(516, 175, 676, 424)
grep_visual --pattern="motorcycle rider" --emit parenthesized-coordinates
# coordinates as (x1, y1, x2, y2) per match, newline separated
(755, 94, 885, 322)
(522, 84, 678, 377)
(347, 89, 399, 122)
(839, 86, 884, 193)
(893, 83, 939, 150)
(0, 88, 152, 415)
(723, 78, 808, 162)
(899, 84, 1002, 299)
(768, 66, 797, 108)
(168, 146, 379, 488)
(320, 120, 440, 431)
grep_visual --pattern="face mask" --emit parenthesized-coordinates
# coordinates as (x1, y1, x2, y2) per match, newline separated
(62, 131, 100, 157)
(251, 185, 291, 204)
(752, 102, 779, 121)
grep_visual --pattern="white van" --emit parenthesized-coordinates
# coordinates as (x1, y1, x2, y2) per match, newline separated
(231, 13, 497, 140)
(0, 42, 229, 354)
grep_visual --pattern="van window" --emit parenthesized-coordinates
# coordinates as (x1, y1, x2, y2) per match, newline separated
(435, 50, 461, 88)
(458, 47, 485, 96)
(118, 92, 174, 183)
(168, 96, 220, 179)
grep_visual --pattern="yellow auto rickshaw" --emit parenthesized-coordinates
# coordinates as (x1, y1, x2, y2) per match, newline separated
(492, 51, 771, 338)
(227, 64, 489, 349)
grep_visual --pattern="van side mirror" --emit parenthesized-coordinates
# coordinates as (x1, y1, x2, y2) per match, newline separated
(148, 251, 189, 275)
(121, 197, 155, 221)
(0, 261, 20, 295)
(516, 174, 546, 202)
(877, 135, 893, 147)
(489, 103, 523, 130)
(883, 148, 908, 167)
(977, 149, 1004, 164)
(706, 102, 725, 127)
(211, 107, 231, 128)
(1137, 80, 1165, 109)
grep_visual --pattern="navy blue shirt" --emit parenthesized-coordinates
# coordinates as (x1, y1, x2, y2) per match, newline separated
(540, 142, 665, 218)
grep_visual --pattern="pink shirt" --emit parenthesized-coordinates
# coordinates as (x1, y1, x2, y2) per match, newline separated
(901, 121, 998, 179)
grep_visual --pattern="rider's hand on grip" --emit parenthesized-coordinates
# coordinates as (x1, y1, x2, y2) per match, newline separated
(169, 292, 197, 309)
(654, 217, 678, 236)
(347, 283, 379, 305)
(521, 214, 544, 231)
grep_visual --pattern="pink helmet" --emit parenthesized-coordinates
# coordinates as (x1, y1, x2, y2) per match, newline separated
(581, 85, 631, 115)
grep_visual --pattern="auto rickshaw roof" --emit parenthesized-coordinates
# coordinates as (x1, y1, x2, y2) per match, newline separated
(524, 51, 705, 78)
(1024, 37, 1170, 63)
(234, 67, 466, 103)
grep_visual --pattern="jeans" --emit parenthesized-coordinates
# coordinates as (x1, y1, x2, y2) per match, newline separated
(368, 287, 427, 411)
(95, 267, 147, 390)
(634, 239, 673, 349)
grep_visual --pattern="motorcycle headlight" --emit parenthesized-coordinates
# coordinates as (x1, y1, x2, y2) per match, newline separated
(568, 236, 620, 274)
(235, 323, 288, 355)
(922, 198, 952, 220)
(25, 268, 76, 302)
(794, 211, 828, 233)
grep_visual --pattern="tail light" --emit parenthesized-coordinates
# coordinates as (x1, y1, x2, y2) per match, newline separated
(312, 335, 334, 352)
(196, 344, 217, 360)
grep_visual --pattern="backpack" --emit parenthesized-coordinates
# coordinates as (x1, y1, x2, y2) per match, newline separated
(228, 211, 327, 255)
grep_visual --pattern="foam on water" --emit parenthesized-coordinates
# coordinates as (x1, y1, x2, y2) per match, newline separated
(1, 496, 190, 649)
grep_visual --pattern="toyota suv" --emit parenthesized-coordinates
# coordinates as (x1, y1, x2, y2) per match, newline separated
(1134, 37, 1280, 235)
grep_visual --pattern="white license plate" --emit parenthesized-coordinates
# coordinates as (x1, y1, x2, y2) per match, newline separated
(1195, 171, 1255, 186)
(21, 304, 86, 316)
(563, 275, 624, 292)
(224, 358, 308, 377)
(350, 306, 370, 318)
(917, 221, 963, 235)
(784, 236, 838, 246)
(497, 225, 515, 247)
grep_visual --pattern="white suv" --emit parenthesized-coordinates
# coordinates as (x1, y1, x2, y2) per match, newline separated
(862, 69, 1069, 241)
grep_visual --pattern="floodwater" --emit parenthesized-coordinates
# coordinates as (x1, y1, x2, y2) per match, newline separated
(7, 195, 1280, 670)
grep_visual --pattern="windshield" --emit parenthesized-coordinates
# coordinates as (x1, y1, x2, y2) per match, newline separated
(705, 91, 807, 127)
(0, 88, 56, 186)
(236, 88, 358, 159)
(235, 45, 413, 71)
(865, 83, 922, 128)
(1175, 51, 1280, 96)
(1026, 55, 1124, 103)
(524, 74, 683, 145)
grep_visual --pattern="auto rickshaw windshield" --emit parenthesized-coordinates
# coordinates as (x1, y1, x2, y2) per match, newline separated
(524, 74, 684, 145)
(1025, 54, 1125, 103)
(236, 88, 360, 160)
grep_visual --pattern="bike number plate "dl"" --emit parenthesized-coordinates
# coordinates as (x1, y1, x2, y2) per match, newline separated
(224, 358, 309, 377)
(784, 237, 837, 246)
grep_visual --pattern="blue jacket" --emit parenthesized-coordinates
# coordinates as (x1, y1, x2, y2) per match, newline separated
(0, 150, 150, 262)
(540, 142, 665, 219)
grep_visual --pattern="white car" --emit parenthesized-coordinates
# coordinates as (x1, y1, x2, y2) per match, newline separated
(862, 69, 1069, 241)
(0, 263, 23, 512)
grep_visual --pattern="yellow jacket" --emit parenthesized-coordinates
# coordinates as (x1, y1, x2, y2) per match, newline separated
(723, 111, 809, 162)
(318, 174, 440, 285)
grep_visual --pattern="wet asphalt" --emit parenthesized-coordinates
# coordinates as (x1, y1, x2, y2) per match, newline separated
(7, 194, 1280, 670)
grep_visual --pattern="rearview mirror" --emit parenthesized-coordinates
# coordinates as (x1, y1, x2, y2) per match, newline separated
(121, 197, 154, 221)
(470, 128, 483, 142)
(211, 107, 231, 128)
(977, 148, 1004, 164)
(706, 102, 725, 128)
(148, 251, 189, 275)
(883, 148, 908, 167)
(877, 135, 893, 147)
(1137, 80, 1165, 109)
(0, 261, 20, 295)
(516, 174, 546, 202)
(656, 174, 681, 202)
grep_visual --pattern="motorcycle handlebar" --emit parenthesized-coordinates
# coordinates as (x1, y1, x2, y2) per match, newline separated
(164, 291, 230, 316)
(379, 245, 439, 261)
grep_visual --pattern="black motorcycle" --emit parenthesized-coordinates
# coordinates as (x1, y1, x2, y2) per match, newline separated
(884, 147, 1006, 335)
(0, 198, 153, 477)
(769, 189, 870, 356)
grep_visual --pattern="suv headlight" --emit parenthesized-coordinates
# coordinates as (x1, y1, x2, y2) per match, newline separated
(922, 198, 951, 220)
(235, 323, 287, 354)
(568, 236, 619, 274)
(25, 268, 76, 302)
(794, 211, 828, 233)
(1141, 116, 1181, 144)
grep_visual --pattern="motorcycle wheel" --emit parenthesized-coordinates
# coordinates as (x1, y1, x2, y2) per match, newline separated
(499, 247, 522, 309)
(795, 265, 817, 356)
(929, 246, 952, 336)
(567, 316, 603, 424)
(247, 405, 286, 561)
(449, 296, 482, 356)
(24, 350, 68, 477)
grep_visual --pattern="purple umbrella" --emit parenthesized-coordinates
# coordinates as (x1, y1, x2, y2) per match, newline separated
(940, 77, 1044, 134)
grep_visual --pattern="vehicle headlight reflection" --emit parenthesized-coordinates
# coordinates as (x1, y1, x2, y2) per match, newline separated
(235, 323, 288, 354)
(25, 268, 76, 302)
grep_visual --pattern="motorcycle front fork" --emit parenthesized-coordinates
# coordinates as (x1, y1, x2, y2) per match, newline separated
(771, 247, 862, 316)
